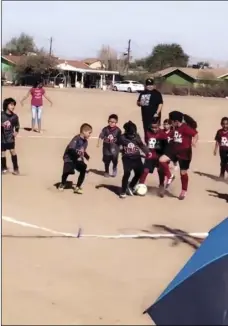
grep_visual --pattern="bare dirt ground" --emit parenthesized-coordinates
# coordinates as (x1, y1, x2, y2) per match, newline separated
(2, 87, 228, 325)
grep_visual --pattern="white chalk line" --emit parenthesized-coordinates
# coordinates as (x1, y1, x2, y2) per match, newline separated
(2, 216, 208, 240)
(17, 135, 215, 143)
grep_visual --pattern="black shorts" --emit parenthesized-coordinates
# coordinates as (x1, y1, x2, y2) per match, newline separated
(122, 156, 143, 173)
(220, 150, 228, 165)
(143, 158, 158, 173)
(164, 147, 192, 170)
(63, 160, 87, 175)
(1, 142, 15, 151)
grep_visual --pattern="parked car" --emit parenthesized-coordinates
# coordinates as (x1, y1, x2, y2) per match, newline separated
(112, 80, 144, 93)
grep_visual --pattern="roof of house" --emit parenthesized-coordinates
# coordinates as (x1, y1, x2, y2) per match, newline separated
(2, 55, 22, 64)
(57, 59, 90, 70)
(153, 67, 228, 80)
(83, 58, 100, 64)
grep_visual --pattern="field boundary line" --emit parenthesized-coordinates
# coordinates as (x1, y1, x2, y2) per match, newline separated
(2, 215, 208, 240)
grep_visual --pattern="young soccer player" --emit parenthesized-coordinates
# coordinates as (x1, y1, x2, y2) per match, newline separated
(159, 111, 198, 200)
(213, 117, 228, 179)
(119, 121, 149, 198)
(1, 98, 20, 175)
(58, 123, 92, 194)
(163, 118, 178, 170)
(139, 118, 168, 196)
(97, 114, 121, 177)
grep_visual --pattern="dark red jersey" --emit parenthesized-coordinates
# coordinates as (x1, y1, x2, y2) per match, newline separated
(164, 128, 174, 143)
(145, 129, 168, 159)
(215, 129, 228, 151)
(173, 123, 197, 152)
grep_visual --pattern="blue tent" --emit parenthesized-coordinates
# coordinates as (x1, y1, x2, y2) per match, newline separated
(145, 218, 228, 325)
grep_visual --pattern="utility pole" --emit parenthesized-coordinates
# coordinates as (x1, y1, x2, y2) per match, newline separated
(125, 39, 131, 74)
(49, 37, 53, 57)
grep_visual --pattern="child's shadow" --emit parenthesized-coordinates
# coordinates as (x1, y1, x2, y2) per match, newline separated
(88, 169, 104, 176)
(53, 181, 74, 190)
(147, 186, 177, 198)
(95, 184, 121, 196)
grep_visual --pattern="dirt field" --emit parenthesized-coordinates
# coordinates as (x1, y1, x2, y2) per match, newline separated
(2, 87, 228, 325)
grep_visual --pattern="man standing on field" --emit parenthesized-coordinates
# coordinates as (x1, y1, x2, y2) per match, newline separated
(137, 78, 163, 141)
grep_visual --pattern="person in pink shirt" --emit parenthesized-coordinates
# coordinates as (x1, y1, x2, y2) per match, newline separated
(21, 81, 52, 133)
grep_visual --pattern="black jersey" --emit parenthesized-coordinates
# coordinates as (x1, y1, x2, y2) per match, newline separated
(63, 135, 89, 164)
(1, 111, 20, 144)
(99, 126, 121, 156)
(119, 133, 149, 159)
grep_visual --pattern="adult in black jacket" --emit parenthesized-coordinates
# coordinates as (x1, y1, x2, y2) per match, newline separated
(137, 78, 163, 140)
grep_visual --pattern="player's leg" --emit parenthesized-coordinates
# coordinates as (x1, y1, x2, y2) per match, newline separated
(159, 154, 175, 188)
(103, 155, 111, 177)
(178, 159, 191, 200)
(37, 106, 43, 133)
(59, 162, 74, 191)
(129, 158, 144, 193)
(111, 155, 118, 177)
(120, 158, 132, 198)
(74, 161, 87, 194)
(1, 144, 8, 173)
(9, 143, 19, 175)
(31, 106, 36, 131)
(139, 159, 154, 184)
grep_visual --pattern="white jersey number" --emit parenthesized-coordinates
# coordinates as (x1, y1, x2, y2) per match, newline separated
(148, 138, 157, 149)
(174, 131, 182, 143)
(221, 137, 228, 147)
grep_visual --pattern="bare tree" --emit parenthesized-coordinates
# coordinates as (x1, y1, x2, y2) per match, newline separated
(97, 45, 124, 72)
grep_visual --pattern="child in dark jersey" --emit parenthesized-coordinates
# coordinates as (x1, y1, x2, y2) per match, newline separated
(58, 123, 92, 194)
(163, 118, 178, 170)
(119, 121, 149, 198)
(97, 114, 121, 177)
(139, 118, 167, 196)
(159, 111, 198, 200)
(1, 98, 20, 175)
(214, 117, 228, 179)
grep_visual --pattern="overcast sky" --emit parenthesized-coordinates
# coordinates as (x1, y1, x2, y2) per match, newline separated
(2, 1, 228, 62)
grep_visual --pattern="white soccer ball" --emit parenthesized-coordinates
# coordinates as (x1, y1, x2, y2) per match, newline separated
(135, 183, 148, 196)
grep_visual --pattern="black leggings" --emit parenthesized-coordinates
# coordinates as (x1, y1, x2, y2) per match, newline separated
(121, 157, 143, 193)
(61, 161, 87, 188)
(220, 150, 228, 175)
(103, 155, 118, 172)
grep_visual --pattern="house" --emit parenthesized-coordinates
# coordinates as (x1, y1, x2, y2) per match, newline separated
(83, 58, 105, 70)
(1, 55, 17, 81)
(152, 67, 228, 86)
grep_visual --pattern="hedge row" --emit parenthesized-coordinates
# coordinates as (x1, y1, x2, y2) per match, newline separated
(159, 83, 228, 98)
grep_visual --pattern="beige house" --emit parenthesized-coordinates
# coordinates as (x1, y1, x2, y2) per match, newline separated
(83, 58, 105, 70)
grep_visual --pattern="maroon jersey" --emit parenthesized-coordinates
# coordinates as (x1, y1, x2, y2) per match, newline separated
(215, 129, 228, 151)
(146, 129, 168, 159)
(164, 128, 174, 143)
(173, 123, 197, 152)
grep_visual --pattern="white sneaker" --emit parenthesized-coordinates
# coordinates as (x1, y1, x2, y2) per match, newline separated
(165, 174, 175, 189)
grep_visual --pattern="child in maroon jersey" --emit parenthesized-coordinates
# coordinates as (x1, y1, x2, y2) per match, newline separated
(159, 111, 198, 200)
(139, 118, 167, 196)
(163, 118, 178, 170)
(97, 114, 121, 177)
(213, 117, 228, 179)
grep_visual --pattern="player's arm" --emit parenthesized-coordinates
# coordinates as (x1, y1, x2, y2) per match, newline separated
(84, 142, 90, 161)
(13, 115, 20, 137)
(20, 90, 31, 105)
(67, 138, 81, 162)
(213, 131, 220, 155)
(192, 132, 198, 147)
(137, 93, 142, 107)
(136, 134, 149, 155)
(97, 128, 105, 147)
(185, 125, 198, 147)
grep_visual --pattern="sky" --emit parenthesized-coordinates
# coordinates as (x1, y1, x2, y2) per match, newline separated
(2, 1, 228, 63)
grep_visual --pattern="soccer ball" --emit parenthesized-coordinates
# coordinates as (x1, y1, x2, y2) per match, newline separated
(135, 183, 148, 196)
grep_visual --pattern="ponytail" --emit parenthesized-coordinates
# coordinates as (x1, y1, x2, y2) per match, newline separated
(183, 114, 197, 129)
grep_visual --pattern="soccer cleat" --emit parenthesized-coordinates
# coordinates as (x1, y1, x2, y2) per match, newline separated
(74, 187, 83, 194)
(104, 172, 110, 178)
(178, 190, 187, 200)
(126, 187, 134, 196)
(58, 183, 65, 191)
(119, 193, 127, 199)
(1, 169, 8, 174)
(158, 185, 165, 198)
(112, 167, 117, 177)
(12, 169, 20, 175)
(165, 174, 175, 189)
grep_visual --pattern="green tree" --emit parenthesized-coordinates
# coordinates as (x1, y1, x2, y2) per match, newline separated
(2, 33, 36, 55)
(15, 52, 58, 75)
(145, 43, 189, 72)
